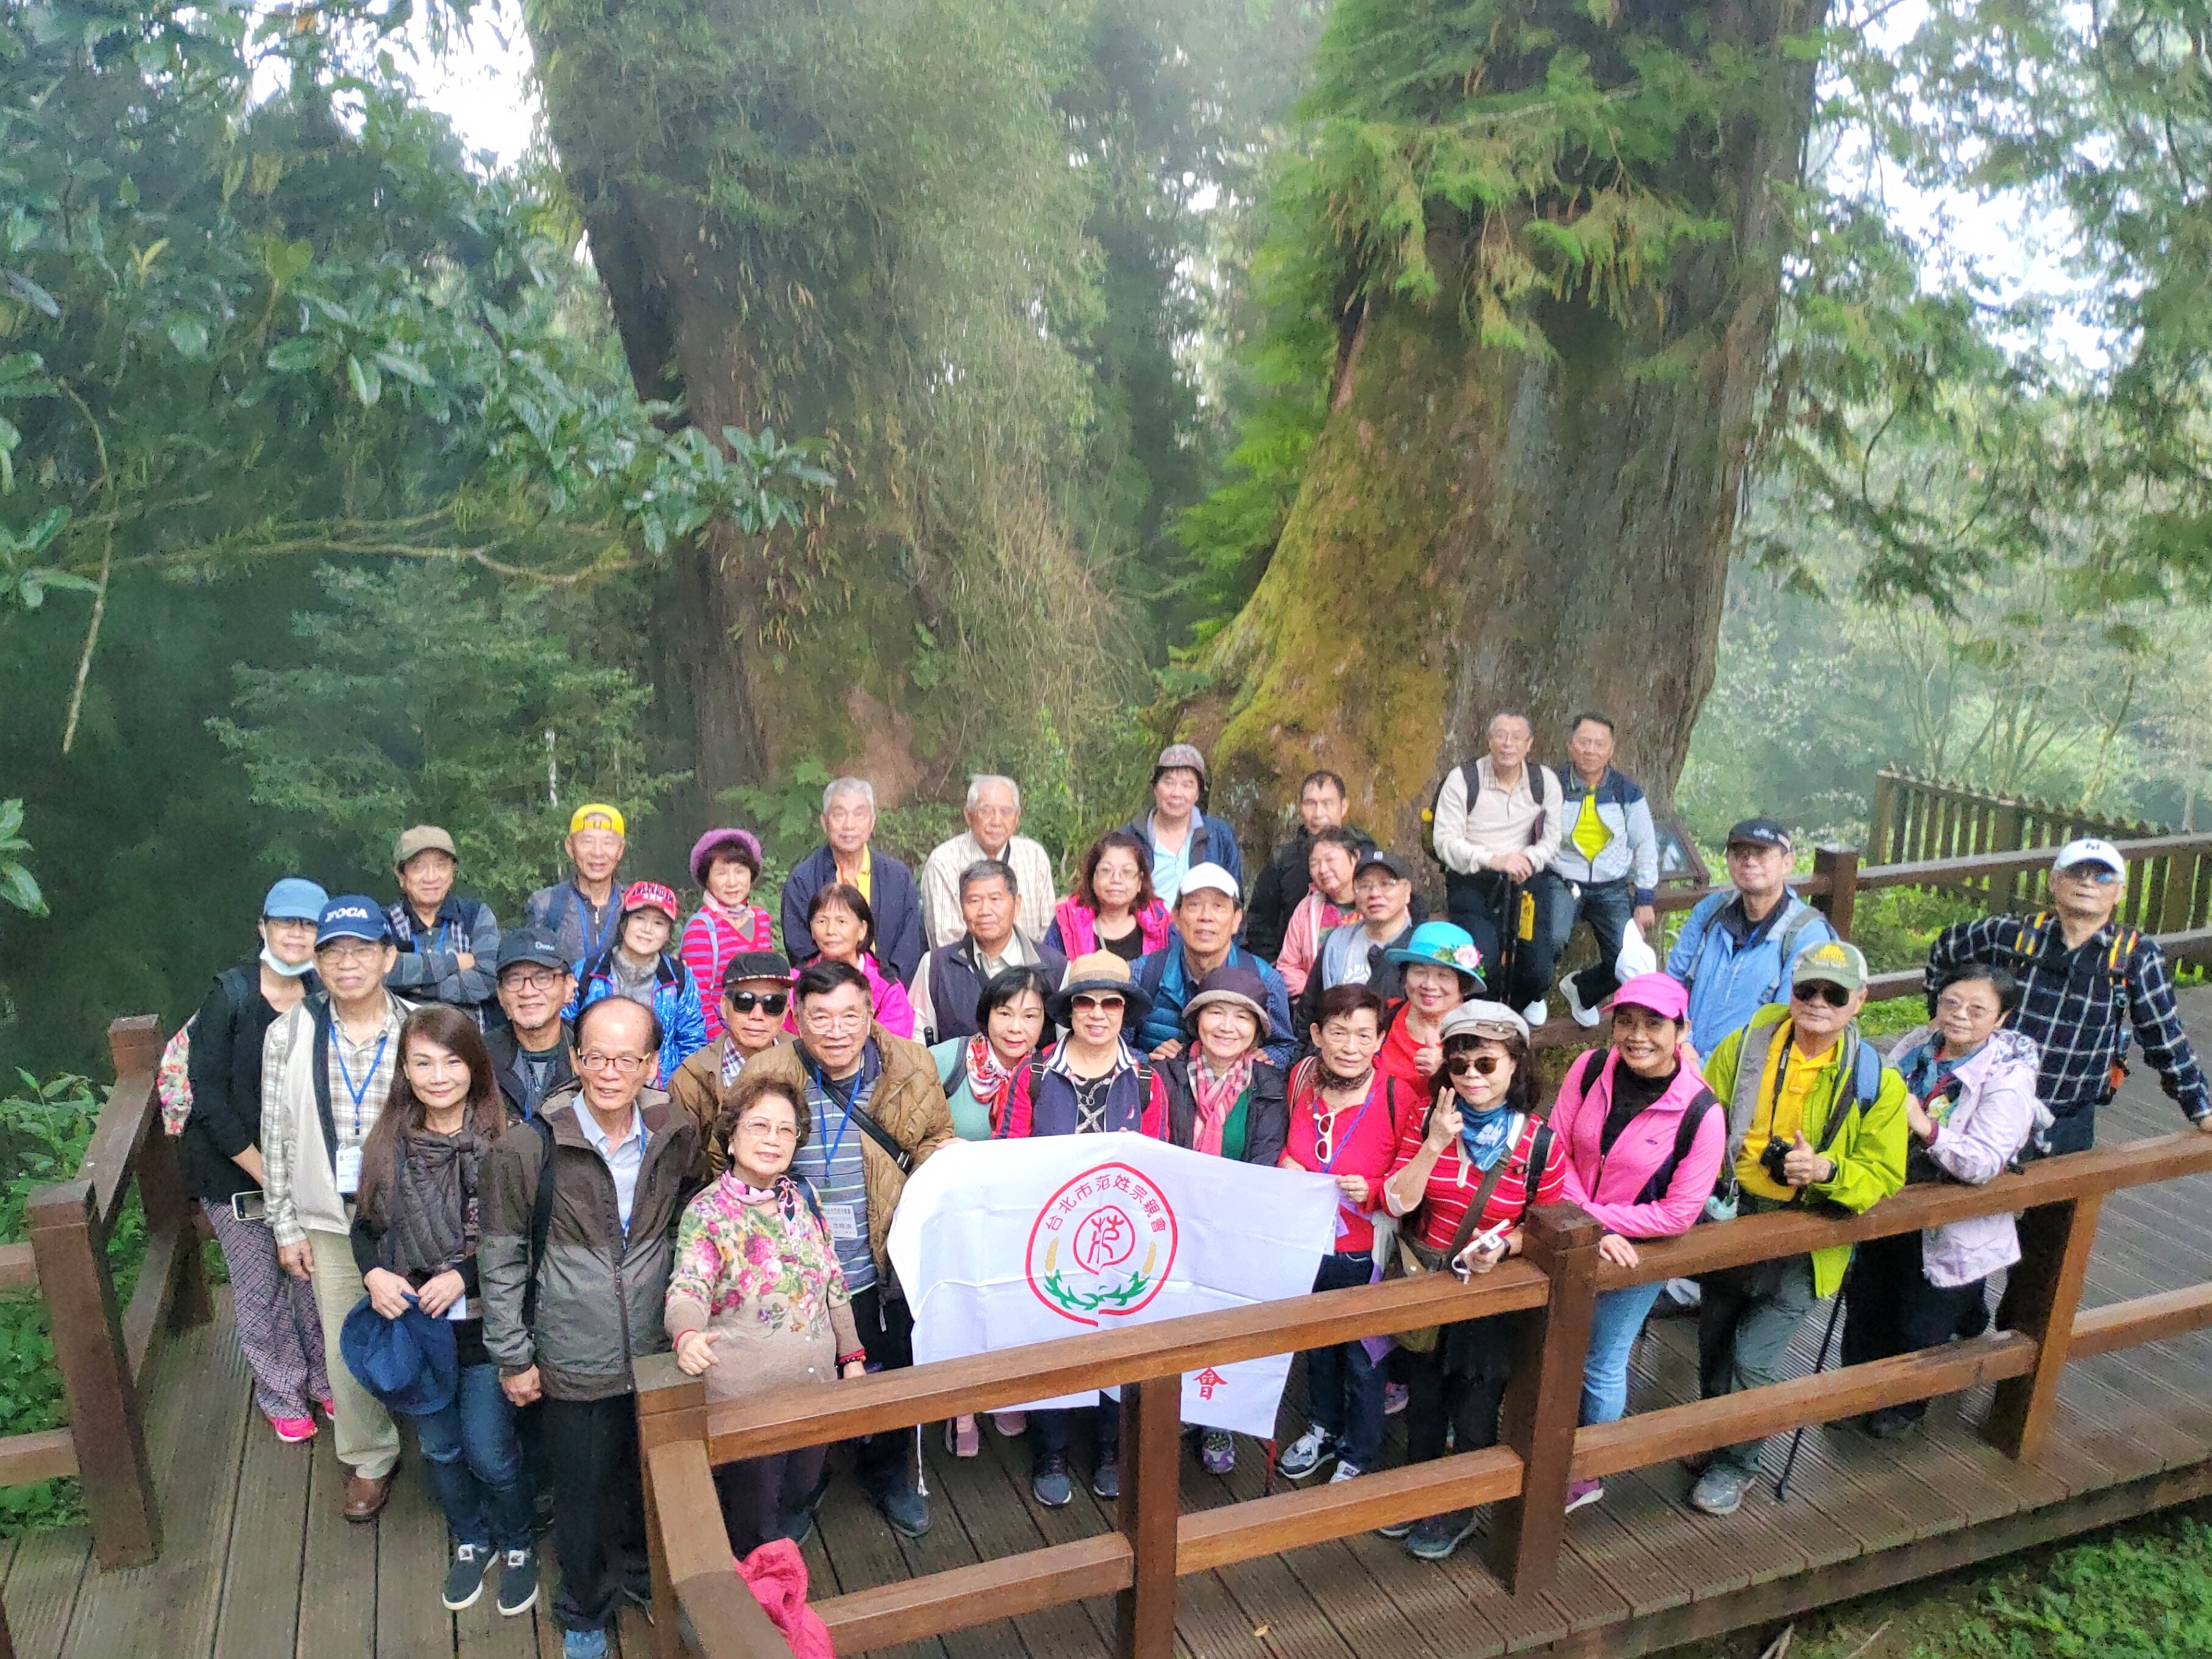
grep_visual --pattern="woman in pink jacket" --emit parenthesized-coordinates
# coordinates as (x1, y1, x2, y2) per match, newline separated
(1545, 972, 1725, 1513)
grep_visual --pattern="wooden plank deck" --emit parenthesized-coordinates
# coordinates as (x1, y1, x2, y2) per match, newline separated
(21, 988, 2212, 1659)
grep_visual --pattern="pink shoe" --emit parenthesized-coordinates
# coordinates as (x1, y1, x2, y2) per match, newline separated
(316, 1397, 337, 1422)
(945, 1416, 981, 1458)
(271, 1415, 318, 1444)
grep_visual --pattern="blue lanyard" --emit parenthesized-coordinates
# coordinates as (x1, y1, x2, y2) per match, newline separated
(1313, 1080, 1377, 1175)
(808, 1058, 863, 1171)
(573, 886, 617, 959)
(335, 1030, 389, 1139)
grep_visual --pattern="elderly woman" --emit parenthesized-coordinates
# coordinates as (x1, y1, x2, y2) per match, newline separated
(680, 829, 776, 1044)
(1542, 972, 1725, 1513)
(797, 882, 916, 1039)
(1842, 963, 2040, 1438)
(1158, 961, 1289, 1475)
(570, 880, 709, 1085)
(667, 1075, 867, 1556)
(1046, 829, 1171, 963)
(1120, 742, 1244, 908)
(1381, 1001, 1565, 1564)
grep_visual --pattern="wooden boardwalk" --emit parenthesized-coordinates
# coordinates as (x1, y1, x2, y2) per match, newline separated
(15, 989, 2212, 1659)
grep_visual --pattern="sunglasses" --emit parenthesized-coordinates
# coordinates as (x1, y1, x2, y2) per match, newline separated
(725, 991, 789, 1016)
(1791, 982, 1852, 1008)
(1071, 994, 1126, 1014)
(1445, 1052, 1505, 1079)
(2057, 865, 2121, 885)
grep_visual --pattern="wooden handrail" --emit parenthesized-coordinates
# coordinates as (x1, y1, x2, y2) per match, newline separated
(1856, 831, 2212, 893)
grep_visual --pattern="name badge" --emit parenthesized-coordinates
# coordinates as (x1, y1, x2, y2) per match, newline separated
(333, 1144, 363, 1197)
(822, 1202, 862, 1242)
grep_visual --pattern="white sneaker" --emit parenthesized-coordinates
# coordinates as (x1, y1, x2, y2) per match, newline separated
(1328, 1460, 1364, 1484)
(1277, 1427, 1335, 1482)
(1520, 998, 1550, 1028)
(1561, 975, 1602, 1028)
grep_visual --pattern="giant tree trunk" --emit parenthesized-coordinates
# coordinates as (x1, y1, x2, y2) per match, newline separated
(1182, 0, 1826, 857)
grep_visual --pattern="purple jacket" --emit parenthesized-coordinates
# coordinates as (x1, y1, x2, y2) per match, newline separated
(1889, 1025, 2046, 1287)
(1549, 1047, 1726, 1242)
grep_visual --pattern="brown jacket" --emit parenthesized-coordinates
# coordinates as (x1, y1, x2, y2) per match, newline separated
(737, 1028, 956, 1288)
(669, 1040, 731, 1181)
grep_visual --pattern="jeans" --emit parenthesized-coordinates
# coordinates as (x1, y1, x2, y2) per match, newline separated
(1303, 1251, 1386, 1469)
(1402, 1314, 1515, 1468)
(1446, 871, 1562, 1008)
(542, 1394, 647, 1633)
(849, 1286, 916, 1495)
(1581, 1281, 1667, 1427)
(1554, 878, 1638, 1008)
(411, 1361, 533, 1552)
(1840, 1230, 1990, 1423)
(1696, 1255, 1822, 1476)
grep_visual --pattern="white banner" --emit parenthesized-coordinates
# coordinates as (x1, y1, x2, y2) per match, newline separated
(887, 1133, 1340, 1438)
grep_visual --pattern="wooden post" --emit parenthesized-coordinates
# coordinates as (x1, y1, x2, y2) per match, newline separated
(1984, 1194, 2102, 1462)
(1812, 846, 1859, 942)
(1992, 804, 2024, 911)
(27, 1179, 158, 1567)
(636, 1354, 711, 1659)
(1868, 770, 1897, 866)
(1487, 1204, 1602, 1594)
(1116, 1373, 1182, 1659)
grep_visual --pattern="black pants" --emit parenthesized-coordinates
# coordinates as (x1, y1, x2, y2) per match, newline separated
(1840, 1231, 1990, 1422)
(1032, 1396, 1121, 1467)
(714, 1446, 828, 1560)
(542, 1393, 647, 1633)
(1446, 872, 1561, 1008)
(1402, 1314, 1514, 1468)
(849, 1285, 915, 1495)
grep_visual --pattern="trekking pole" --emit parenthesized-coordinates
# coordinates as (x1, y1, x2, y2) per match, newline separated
(1774, 1259, 1851, 1503)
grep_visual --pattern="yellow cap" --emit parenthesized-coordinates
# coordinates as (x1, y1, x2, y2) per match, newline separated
(569, 803, 626, 836)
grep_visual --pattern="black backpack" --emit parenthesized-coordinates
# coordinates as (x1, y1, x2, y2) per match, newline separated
(1423, 759, 1548, 869)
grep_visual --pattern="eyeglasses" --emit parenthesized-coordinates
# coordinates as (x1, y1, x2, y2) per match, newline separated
(734, 1118, 798, 1141)
(802, 1011, 869, 1035)
(726, 991, 789, 1016)
(1446, 1052, 1505, 1079)
(317, 941, 387, 964)
(578, 1051, 650, 1075)
(1792, 982, 1852, 1008)
(503, 970, 567, 995)
(2057, 865, 2121, 885)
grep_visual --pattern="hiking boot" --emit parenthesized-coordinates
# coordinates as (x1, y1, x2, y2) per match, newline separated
(1689, 1465, 1750, 1516)
(1406, 1510, 1478, 1562)
(1375, 1515, 1416, 1540)
(1563, 1477, 1604, 1514)
(496, 1548, 539, 1617)
(442, 1542, 489, 1611)
(1200, 1431, 1236, 1476)
(1032, 1452, 1072, 1509)
(1277, 1427, 1335, 1482)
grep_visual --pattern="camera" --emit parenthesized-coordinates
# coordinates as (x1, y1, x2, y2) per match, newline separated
(1759, 1137, 1795, 1186)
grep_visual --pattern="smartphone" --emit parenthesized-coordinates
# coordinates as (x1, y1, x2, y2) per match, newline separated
(230, 1192, 268, 1223)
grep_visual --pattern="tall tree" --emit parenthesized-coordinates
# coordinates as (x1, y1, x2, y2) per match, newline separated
(1171, 0, 1831, 853)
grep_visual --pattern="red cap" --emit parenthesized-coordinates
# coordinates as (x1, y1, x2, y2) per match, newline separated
(620, 880, 681, 921)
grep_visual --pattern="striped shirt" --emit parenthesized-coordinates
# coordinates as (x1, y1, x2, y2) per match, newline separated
(1388, 1108, 1567, 1254)
(790, 1046, 881, 1295)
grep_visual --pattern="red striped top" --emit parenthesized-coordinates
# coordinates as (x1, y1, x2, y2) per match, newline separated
(1388, 1106, 1568, 1254)
(679, 900, 776, 1041)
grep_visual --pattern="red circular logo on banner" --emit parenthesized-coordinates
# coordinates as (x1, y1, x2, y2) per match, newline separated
(1024, 1162, 1179, 1327)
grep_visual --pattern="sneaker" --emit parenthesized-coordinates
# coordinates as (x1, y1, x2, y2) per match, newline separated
(869, 1478, 931, 1538)
(269, 1415, 317, 1444)
(442, 1543, 489, 1611)
(562, 1630, 610, 1659)
(1658, 1278, 1702, 1315)
(1032, 1452, 1072, 1509)
(316, 1396, 338, 1421)
(1375, 1516, 1416, 1540)
(1406, 1510, 1478, 1562)
(1328, 1461, 1364, 1484)
(1520, 999, 1549, 1028)
(1091, 1455, 1121, 1501)
(1562, 974, 1602, 1029)
(1277, 1427, 1336, 1482)
(1563, 1477, 1604, 1514)
(777, 1508, 815, 1548)
(1689, 1465, 1750, 1516)
(946, 1415, 981, 1458)
(496, 1548, 539, 1616)
(1865, 1407, 1921, 1441)
(1200, 1431, 1236, 1476)
(993, 1410, 1028, 1437)
(1383, 1382, 1409, 1417)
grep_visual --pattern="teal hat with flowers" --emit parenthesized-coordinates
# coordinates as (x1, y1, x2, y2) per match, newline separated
(1384, 920, 1486, 988)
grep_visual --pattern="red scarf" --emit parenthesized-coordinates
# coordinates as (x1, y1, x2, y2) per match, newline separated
(1189, 1053, 1255, 1157)
(963, 1035, 1021, 1133)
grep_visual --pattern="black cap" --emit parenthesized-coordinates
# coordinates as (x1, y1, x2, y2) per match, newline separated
(1353, 850, 1413, 882)
(495, 930, 570, 977)
(721, 950, 793, 992)
(1725, 818, 1793, 851)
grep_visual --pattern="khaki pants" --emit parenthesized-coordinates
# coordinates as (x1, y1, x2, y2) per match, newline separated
(306, 1226, 400, 1479)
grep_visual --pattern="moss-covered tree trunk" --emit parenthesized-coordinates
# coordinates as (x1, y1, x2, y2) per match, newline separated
(1183, 0, 1827, 855)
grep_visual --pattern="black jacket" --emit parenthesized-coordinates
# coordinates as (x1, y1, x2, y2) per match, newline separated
(918, 936, 1067, 1046)
(1245, 824, 1378, 961)
(180, 960, 296, 1206)
(486, 1019, 576, 1119)
(1159, 1056, 1289, 1167)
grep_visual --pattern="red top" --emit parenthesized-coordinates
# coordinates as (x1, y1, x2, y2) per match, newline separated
(1387, 1107, 1567, 1254)
(1280, 1062, 1406, 1254)
(1374, 1003, 1438, 1137)
(679, 899, 776, 1041)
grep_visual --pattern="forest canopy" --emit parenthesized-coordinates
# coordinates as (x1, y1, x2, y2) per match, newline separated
(4, 0, 2211, 1073)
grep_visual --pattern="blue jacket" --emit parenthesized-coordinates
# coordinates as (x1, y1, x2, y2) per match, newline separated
(779, 845, 927, 984)
(1118, 810, 1245, 905)
(1666, 889, 1837, 1055)
(567, 950, 708, 1089)
(1132, 938, 1295, 1069)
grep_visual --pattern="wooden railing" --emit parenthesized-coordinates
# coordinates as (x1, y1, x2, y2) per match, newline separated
(637, 1128, 2212, 1658)
(0, 1018, 210, 1579)
(1868, 766, 2169, 877)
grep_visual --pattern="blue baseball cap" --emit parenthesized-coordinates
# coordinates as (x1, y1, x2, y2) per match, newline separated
(262, 878, 328, 923)
(339, 1296, 458, 1417)
(316, 895, 392, 947)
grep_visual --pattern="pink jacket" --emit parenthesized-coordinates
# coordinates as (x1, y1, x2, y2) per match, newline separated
(1549, 1046, 1725, 1242)
(736, 1538, 835, 1659)
(1046, 894, 1171, 959)
(1275, 892, 1349, 998)
(1888, 1025, 2044, 1287)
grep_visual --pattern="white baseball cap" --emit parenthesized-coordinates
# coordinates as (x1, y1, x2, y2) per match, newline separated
(2053, 838, 2126, 878)
(1177, 862, 1241, 904)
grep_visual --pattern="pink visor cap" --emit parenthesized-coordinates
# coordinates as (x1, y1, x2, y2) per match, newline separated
(1611, 972, 1688, 1021)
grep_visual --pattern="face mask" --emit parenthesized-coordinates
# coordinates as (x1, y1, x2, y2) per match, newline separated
(261, 945, 314, 978)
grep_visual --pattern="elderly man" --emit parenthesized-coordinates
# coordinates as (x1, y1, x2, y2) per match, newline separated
(1122, 743, 1244, 908)
(1246, 771, 1376, 961)
(1428, 711, 1564, 1027)
(1133, 865, 1294, 1067)
(1926, 838, 2211, 1154)
(486, 930, 576, 1119)
(1666, 818, 1837, 1056)
(670, 949, 794, 1174)
(481, 997, 700, 1658)
(741, 960, 955, 1539)
(780, 777, 926, 982)
(910, 860, 1068, 1044)
(920, 775, 1057, 947)
(523, 804, 628, 969)
(383, 824, 501, 1018)
(1550, 715, 1662, 1027)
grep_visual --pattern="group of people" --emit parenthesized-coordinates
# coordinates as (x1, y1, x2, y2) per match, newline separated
(161, 735, 2210, 1653)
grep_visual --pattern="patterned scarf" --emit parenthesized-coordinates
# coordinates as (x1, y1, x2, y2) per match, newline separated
(962, 1035, 1020, 1132)
(730, 1170, 806, 1228)
(1189, 1053, 1255, 1158)
(1458, 1102, 1516, 1173)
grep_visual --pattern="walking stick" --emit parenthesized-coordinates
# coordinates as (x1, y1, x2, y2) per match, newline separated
(1774, 1260, 1852, 1503)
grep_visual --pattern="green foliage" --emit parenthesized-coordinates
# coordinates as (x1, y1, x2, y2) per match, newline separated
(208, 562, 684, 912)
(0, 799, 41, 918)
